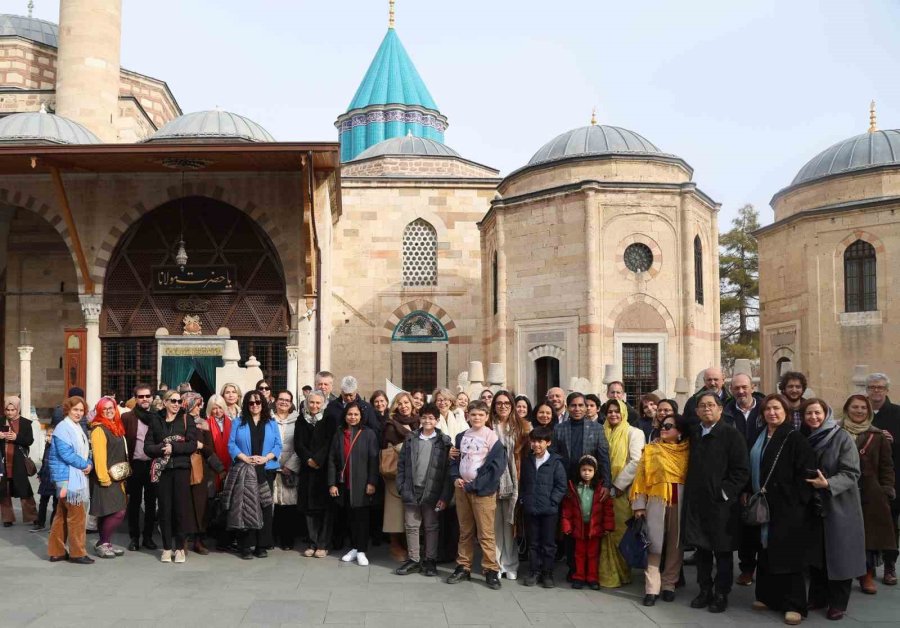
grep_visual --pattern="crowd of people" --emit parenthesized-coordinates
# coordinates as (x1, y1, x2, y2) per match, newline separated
(0, 368, 898, 625)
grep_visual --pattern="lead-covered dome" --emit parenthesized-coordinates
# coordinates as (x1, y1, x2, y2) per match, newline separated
(0, 109, 100, 145)
(147, 110, 275, 143)
(0, 14, 59, 48)
(352, 135, 460, 161)
(527, 124, 664, 166)
(792, 130, 900, 186)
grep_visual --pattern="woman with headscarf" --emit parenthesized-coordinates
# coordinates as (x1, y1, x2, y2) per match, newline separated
(1, 396, 37, 527)
(295, 390, 331, 557)
(598, 399, 645, 588)
(382, 391, 420, 561)
(88, 397, 128, 558)
(47, 396, 93, 564)
(803, 398, 866, 621)
(183, 392, 223, 555)
(840, 394, 896, 595)
(272, 389, 301, 551)
(630, 414, 690, 605)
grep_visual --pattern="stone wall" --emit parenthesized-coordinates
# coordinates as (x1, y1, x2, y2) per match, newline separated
(0, 40, 57, 90)
(342, 155, 498, 179)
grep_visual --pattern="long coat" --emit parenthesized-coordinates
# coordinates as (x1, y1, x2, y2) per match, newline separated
(853, 426, 896, 550)
(873, 397, 900, 510)
(750, 424, 816, 573)
(327, 425, 379, 509)
(1, 417, 34, 498)
(294, 414, 331, 512)
(810, 426, 866, 581)
(680, 420, 750, 552)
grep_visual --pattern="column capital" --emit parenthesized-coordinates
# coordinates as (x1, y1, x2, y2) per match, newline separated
(286, 346, 301, 360)
(79, 294, 103, 324)
(17, 346, 34, 360)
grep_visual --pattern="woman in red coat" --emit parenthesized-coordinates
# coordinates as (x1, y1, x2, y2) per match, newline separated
(561, 455, 615, 590)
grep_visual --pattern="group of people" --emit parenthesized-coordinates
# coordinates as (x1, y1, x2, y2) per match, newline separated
(1, 368, 898, 625)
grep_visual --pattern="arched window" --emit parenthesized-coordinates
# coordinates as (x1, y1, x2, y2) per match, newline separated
(694, 235, 704, 305)
(844, 239, 877, 312)
(402, 219, 437, 287)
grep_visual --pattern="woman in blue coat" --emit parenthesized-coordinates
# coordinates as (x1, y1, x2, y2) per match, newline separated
(228, 390, 282, 559)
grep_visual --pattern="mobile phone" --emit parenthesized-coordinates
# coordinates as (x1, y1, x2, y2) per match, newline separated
(806, 468, 819, 479)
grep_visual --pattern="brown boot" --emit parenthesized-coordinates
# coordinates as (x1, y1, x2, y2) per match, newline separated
(193, 538, 210, 556)
(884, 563, 897, 586)
(859, 569, 877, 594)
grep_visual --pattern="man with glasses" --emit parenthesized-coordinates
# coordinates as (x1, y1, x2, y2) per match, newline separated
(869, 372, 900, 585)
(121, 383, 158, 551)
(681, 393, 749, 614)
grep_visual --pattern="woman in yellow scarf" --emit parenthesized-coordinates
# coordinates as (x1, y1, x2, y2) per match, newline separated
(630, 412, 690, 606)
(598, 399, 646, 588)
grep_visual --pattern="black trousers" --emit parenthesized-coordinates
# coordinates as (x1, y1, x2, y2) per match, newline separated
(527, 513, 558, 575)
(739, 524, 761, 574)
(238, 471, 275, 552)
(884, 500, 900, 566)
(37, 494, 58, 527)
(345, 505, 370, 552)
(126, 459, 157, 541)
(696, 548, 734, 595)
(755, 549, 807, 615)
(809, 564, 851, 612)
(273, 505, 299, 548)
(305, 508, 333, 550)
(156, 468, 193, 550)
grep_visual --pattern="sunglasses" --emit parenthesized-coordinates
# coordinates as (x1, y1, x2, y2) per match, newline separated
(167, 398, 182, 404)
(661, 423, 676, 431)
(136, 394, 152, 399)
(248, 400, 262, 406)
(258, 386, 270, 391)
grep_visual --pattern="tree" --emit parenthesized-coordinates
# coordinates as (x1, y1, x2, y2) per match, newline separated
(719, 204, 759, 368)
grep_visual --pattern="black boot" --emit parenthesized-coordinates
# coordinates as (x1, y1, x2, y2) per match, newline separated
(485, 569, 501, 590)
(446, 565, 471, 584)
(643, 594, 658, 607)
(707, 593, 728, 613)
(690, 589, 713, 609)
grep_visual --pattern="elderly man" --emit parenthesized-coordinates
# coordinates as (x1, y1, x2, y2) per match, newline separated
(323, 375, 378, 434)
(300, 370, 339, 414)
(681, 392, 749, 614)
(683, 368, 733, 426)
(605, 381, 640, 427)
(546, 387, 568, 422)
(869, 372, 900, 585)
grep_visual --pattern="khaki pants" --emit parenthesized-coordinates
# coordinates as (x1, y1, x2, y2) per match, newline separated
(645, 504, 683, 594)
(455, 487, 499, 573)
(47, 497, 87, 559)
(0, 479, 37, 524)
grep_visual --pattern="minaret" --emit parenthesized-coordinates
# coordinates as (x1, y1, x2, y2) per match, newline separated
(54, 0, 122, 142)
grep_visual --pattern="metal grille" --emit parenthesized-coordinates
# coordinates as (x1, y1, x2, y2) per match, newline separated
(402, 219, 437, 287)
(844, 239, 876, 312)
(402, 352, 437, 392)
(102, 338, 157, 401)
(237, 338, 287, 392)
(622, 343, 659, 400)
(694, 236, 704, 305)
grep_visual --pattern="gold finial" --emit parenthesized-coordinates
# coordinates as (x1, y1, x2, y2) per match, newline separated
(869, 100, 877, 133)
(389, 0, 395, 29)
(27, 1, 33, 18)
(590, 107, 597, 126)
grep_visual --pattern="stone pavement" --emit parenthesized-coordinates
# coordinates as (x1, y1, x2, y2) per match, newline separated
(1, 519, 898, 628)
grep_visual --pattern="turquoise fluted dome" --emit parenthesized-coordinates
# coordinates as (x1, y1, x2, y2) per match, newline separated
(336, 28, 447, 162)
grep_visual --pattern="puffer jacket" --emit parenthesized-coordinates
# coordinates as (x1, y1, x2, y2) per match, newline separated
(518, 452, 567, 515)
(396, 428, 453, 508)
(220, 460, 273, 530)
(561, 480, 615, 539)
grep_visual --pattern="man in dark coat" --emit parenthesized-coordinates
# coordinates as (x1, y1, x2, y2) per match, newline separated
(869, 372, 900, 584)
(120, 382, 159, 551)
(681, 391, 750, 613)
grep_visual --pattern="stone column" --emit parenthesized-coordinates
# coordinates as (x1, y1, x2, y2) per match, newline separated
(297, 312, 315, 390)
(584, 189, 602, 390)
(679, 190, 695, 380)
(18, 345, 33, 418)
(79, 295, 102, 405)
(286, 346, 300, 398)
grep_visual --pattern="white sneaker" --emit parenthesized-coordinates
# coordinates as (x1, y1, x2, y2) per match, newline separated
(341, 549, 358, 562)
(160, 549, 172, 563)
(356, 552, 369, 566)
(506, 571, 517, 581)
(173, 549, 186, 564)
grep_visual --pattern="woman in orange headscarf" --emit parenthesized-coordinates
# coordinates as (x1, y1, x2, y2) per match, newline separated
(89, 397, 129, 559)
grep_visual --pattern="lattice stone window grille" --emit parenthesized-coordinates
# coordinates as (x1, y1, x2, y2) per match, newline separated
(402, 219, 437, 287)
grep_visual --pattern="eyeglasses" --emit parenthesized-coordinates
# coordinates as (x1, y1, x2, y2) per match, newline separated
(277, 398, 292, 403)
(697, 403, 718, 409)
(248, 400, 262, 407)
(136, 394, 152, 399)
(167, 398, 181, 404)
(495, 401, 512, 407)
(258, 386, 270, 391)
(661, 423, 676, 431)
(867, 385, 887, 391)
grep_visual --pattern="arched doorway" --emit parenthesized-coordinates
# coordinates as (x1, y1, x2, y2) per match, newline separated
(101, 197, 289, 399)
(534, 356, 560, 402)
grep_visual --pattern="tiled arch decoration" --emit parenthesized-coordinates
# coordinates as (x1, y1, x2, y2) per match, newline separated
(0, 187, 87, 292)
(616, 233, 663, 280)
(383, 299, 456, 341)
(605, 293, 677, 338)
(93, 183, 302, 309)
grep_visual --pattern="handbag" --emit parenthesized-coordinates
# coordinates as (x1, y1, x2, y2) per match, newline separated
(184, 416, 205, 486)
(108, 437, 132, 482)
(20, 447, 37, 477)
(742, 435, 788, 526)
(379, 444, 400, 479)
(618, 516, 650, 569)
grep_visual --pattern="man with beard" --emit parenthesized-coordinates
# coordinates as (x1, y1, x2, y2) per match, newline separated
(683, 368, 733, 426)
(777, 371, 807, 431)
(121, 383, 159, 551)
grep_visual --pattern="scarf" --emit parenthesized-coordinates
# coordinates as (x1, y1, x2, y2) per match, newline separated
(150, 418, 186, 483)
(604, 400, 630, 479)
(133, 405, 156, 426)
(91, 399, 125, 437)
(808, 410, 839, 452)
(629, 439, 689, 505)
(208, 414, 233, 481)
(303, 409, 323, 426)
(840, 412, 873, 436)
(54, 417, 90, 505)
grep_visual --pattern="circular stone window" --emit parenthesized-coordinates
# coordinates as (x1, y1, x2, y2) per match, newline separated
(624, 243, 654, 273)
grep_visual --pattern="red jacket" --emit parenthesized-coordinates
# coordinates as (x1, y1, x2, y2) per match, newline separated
(561, 480, 615, 540)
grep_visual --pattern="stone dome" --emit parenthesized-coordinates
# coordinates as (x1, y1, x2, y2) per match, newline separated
(0, 14, 59, 48)
(0, 109, 101, 145)
(147, 110, 275, 143)
(351, 135, 460, 161)
(791, 130, 900, 186)
(527, 124, 665, 166)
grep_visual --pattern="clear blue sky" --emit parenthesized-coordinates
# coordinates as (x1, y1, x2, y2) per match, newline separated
(24, 0, 900, 227)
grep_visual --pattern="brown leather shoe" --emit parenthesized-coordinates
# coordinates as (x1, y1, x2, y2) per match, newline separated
(859, 569, 877, 594)
(883, 564, 897, 586)
(193, 539, 210, 555)
(737, 571, 754, 586)
(826, 607, 844, 620)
